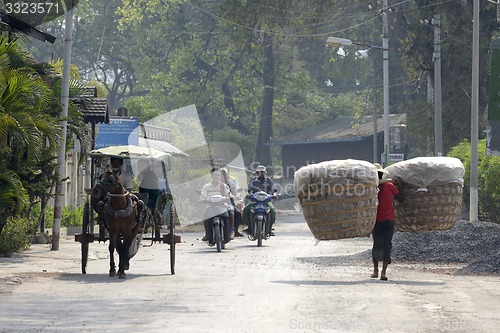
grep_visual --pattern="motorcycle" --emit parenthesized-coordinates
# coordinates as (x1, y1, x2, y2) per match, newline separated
(204, 195, 230, 252)
(248, 190, 276, 247)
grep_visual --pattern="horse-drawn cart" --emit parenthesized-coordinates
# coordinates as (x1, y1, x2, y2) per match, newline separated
(75, 145, 181, 276)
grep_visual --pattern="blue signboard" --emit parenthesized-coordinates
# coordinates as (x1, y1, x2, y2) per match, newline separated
(95, 118, 139, 148)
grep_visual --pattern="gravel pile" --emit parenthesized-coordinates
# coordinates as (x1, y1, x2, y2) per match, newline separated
(392, 220, 500, 275)
(297, 220, 500, 275)
(273, 197, 299, 211)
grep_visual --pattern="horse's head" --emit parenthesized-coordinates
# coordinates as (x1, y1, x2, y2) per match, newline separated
(92, 170, 124, 199)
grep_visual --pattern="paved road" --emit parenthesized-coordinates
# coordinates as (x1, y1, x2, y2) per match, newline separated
(1, 211, 499, 332)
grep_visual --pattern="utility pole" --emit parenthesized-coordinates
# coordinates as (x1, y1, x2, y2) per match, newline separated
(382, 0, 390, 166)
(52, 2, 75, 250)
(470, 0, 479, 221)
(373, 100, 378, 163)
(433, 14, 443, 156)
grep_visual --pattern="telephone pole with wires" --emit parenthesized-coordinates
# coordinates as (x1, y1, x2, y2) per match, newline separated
(52, 1, 76, 250)
(433, 14, 443, 156)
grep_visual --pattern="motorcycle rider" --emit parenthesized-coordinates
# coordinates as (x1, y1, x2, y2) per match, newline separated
(200, 167, 233, 243)
(242, 165, 277, 235)
(220, 164, 244, 237)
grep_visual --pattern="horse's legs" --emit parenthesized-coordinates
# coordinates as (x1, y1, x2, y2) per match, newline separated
(122, 238, 132, 271)
(108, 237, 117, 277)
(116, 238, 127, 279)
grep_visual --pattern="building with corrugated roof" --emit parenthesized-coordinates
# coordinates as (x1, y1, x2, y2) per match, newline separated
(268, 114, 407, 180)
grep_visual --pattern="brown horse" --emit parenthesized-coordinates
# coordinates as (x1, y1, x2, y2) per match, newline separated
(92, 170, 140, 279)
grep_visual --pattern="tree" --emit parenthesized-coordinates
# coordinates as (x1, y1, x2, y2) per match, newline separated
(26, 0, 499, 167)
(395, 0, 497, 153)
(448, 138, 500, 223)
(0, 37, 61, 235)
(27, 0, 143, 111)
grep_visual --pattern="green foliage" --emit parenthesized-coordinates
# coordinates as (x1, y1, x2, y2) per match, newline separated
(0, 37, 60, 234)
(448, 139, 471, 207)
(125, 96, 165, 122)
(448, 139, 500, 223)
(0, 35, 91, 239)
(0, 170, 29, 220)
(61, 205, 84, 228)
(38, 205, 84, 229)
(24, 0, 500, 166)
(405, 99, 434, 158)
(211, 128, 254, 165)
(84, 80, 108, 98)
(0, 217, 35, 255)
(398, 1, 497, 153)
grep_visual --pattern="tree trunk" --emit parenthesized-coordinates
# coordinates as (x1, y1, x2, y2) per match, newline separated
(0, 211, 6, 236)
(39, 195, 47, 233)
(253, 32, 274, 173)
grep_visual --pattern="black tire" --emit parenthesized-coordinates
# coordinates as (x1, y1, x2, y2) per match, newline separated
(257, 217, 263, 247)
(220, 222, 226, 250)
(215, 219, 222, 252)
(265, 217, 271, 237)
(169, 202, 176, 275)
(81, 200, 90, 274)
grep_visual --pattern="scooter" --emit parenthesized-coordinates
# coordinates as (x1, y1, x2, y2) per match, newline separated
(204, 195, 229, 252)
(248, 190, 276, 247)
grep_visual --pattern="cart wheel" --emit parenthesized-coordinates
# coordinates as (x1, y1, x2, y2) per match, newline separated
(81, 200, 90, 274)
(169, 202, 176, 275)
(152, 195, 163, 241)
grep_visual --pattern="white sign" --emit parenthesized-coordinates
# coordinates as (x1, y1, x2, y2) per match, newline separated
(389, 153, 404, 162)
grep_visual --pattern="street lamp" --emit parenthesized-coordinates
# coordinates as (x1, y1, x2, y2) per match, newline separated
(326, 37, 377, 49)
(326, 36, 390, 166)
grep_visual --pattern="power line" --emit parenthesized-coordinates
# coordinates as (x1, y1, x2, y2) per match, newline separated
(186, 0, 464, 39)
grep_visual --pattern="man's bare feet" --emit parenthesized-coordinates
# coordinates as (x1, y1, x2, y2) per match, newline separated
(370, 273, 378, 278)
(380, 275, 388, 281)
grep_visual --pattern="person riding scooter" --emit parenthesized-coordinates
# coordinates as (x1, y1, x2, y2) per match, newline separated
(242, 165, 277, 235)
(220, 164, 244, 237)
(200, 167, 233, 243)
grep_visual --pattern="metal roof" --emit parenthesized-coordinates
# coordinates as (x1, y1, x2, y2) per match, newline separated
(268, 114, 406, 146)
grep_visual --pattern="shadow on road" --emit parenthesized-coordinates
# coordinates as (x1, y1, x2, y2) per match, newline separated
(55, 272, 173, 283)
(272, 279, 445, 286)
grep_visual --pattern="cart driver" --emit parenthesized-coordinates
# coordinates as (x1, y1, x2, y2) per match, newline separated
(92, 157, 137, 229)
(110, 157, 133, 191)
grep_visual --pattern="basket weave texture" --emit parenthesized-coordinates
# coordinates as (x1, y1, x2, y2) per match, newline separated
(394, 183, 463, 232)
(299, 184, 378, 240)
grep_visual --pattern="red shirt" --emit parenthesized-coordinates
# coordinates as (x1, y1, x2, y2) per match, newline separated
(376, 182, 399, 222)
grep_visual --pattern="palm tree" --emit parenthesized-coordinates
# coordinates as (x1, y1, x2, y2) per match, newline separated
(0, 37, 61, 235)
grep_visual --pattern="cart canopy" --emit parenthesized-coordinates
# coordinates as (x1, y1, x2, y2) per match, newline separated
(89, 145, 170, 161)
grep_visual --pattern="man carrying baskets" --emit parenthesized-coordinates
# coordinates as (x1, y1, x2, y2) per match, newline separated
(371, 163, 405, 281)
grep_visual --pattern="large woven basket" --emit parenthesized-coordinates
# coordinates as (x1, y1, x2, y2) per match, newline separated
(394, 182, 463, 232)
(299, 183, 378, 240)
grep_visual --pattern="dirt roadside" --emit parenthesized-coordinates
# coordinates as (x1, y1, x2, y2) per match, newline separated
(1, 211, 499, 333)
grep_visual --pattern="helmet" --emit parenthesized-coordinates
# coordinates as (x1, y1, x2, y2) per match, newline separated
(255, 165, 266, 173)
